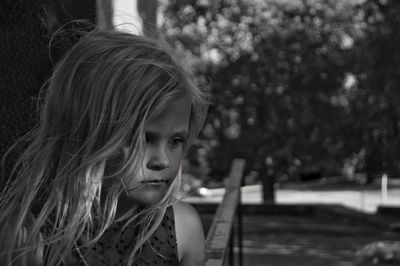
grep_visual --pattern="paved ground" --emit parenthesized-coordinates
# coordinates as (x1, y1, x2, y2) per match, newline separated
(197, 209, 399, 266)
(235, 215, 398, 266)
(186, 182, 400, 266)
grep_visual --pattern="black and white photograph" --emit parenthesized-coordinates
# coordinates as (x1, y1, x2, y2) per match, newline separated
(0, 0, 399, 265)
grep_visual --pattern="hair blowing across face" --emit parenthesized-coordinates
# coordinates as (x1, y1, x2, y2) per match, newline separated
(0, 29, 208, 265)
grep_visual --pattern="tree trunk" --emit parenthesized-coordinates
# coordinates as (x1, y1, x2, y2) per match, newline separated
(137, 0, 158, 37)
(261, 171, 275, 203)
(96, 0, 113, 30)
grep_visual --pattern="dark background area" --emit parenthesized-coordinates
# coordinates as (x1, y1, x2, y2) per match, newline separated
(0, 0, 97, 186)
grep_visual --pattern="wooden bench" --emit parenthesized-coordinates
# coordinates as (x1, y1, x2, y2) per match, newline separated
(205, 159, 246, 266)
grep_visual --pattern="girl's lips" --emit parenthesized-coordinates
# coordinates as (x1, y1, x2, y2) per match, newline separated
(124, 179, 170, 192)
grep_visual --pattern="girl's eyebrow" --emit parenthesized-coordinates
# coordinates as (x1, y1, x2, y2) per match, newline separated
(173, 130, 188, 136)
(145, 130, 188, 138)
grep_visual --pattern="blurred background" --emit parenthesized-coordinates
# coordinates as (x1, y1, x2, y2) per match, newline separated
(156, 0, 400, 214)
(1, 0, 400, 265)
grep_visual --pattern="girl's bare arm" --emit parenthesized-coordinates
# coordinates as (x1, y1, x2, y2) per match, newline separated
(173, 201, 205, 266)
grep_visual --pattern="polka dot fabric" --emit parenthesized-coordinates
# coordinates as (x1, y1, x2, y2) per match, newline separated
(74, 207, 179, 266)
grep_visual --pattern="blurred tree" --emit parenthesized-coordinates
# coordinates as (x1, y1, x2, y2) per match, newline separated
(160, 0, 369, 200)
(159, 0, 400, 199)
(351, 0, 400, 182)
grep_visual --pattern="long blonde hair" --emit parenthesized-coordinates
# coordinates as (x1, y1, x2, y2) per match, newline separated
(0, 29, 208, 265)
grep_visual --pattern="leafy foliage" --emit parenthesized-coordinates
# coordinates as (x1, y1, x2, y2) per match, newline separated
(160, 0, 400, 184)
(351, 0, 400, 181)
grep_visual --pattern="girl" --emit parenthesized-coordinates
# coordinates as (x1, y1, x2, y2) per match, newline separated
(0, 29, 208, 265)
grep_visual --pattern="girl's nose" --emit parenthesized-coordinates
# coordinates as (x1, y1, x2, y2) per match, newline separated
(146, 145, 170, 171)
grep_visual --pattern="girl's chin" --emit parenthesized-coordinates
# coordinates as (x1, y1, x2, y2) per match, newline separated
(125, 183, 169, 205)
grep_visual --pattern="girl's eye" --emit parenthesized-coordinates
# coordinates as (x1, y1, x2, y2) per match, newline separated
(169, 136, 184, 149)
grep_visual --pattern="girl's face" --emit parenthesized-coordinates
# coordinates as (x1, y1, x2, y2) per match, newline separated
(121, 96, 191, 204)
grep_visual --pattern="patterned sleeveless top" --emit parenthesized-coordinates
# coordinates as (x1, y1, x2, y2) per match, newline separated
(50, 207, 179, 266)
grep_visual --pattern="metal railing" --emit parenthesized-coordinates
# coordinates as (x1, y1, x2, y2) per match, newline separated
(205, 159, 246, 266)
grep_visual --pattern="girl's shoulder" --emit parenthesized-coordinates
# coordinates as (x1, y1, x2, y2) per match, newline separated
(172, 201, 205, 266)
